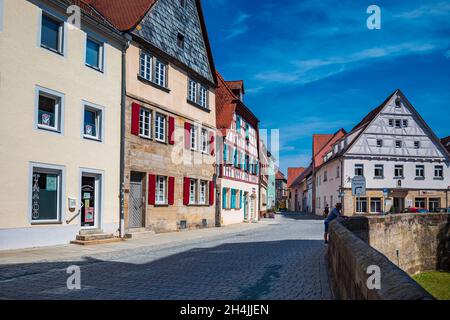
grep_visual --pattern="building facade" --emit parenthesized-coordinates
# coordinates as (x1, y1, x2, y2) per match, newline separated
(315, 90, 450, 216)
(259, 141, 269, 217)
(275, 170, 288, 210)
(0, 0, 126, 249)
(216, 73, 260, 225)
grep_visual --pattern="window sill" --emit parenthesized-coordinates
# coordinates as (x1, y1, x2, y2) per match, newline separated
(414, 177, 425, 180)
(41, 44, 64, 56)
(433, 177, 444, 180)
(137, 75, 170, 93)
(37, 125, 61, 134)
(187, 204, 209, 207)
(139, 134, 153, 141)
(373, 176, 384, 179)
(155, 138, 168, 145)
(31, 220, 63, 225)
(154, 203, 169, 207)
(187, 99, 210, 113)
(86, 64, 104, 73)
(83, 135, 102, 142)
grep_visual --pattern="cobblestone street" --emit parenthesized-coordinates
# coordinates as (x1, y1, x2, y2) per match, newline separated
(0, 213, 332, 300)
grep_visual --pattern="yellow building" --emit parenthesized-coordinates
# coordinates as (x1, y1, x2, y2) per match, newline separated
(0, 0, 126, 249)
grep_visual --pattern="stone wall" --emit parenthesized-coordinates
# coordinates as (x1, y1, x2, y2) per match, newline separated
(342, 213, 450, 274)
(327, 219, 434, 300)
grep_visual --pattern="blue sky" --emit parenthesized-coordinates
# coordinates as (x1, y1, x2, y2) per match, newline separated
(203, 0, 450, 174)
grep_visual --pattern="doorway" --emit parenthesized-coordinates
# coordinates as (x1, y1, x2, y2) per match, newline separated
(80, 172, 101, 229)
(129, 172, 145, 229)
(393, 197, 405, 213)
(243, 192, 248, 221)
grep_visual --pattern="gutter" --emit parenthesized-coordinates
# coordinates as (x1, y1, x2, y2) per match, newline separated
(119, 33, 132, 238)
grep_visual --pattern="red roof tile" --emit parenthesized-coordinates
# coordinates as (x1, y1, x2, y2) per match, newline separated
(84, 0, 157, 31)
(313, 129, 346, 168)
(287, 167, 304, 187)
(290, 164, 312, 188)
(226, 80, 245, 94)
(276, 170, 287, 181)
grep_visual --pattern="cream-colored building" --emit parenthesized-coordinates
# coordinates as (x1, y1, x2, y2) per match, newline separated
(0, 0, 126, 249)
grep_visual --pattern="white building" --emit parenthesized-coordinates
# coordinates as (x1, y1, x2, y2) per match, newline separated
(315, 90, 450, 215)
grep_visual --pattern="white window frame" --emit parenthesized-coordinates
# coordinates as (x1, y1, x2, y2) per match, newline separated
(374, 164, 384, 178)
(155, 113, 166, 142)
(85, 35, 104, 72)
(355, 164, 364, 177)
(394, 165, 404, 178)
(139, 108, 152, 139)
(434, 165, 444, 178)
(188, 79, 197, 103)
(376, 139, 383, 147)
(395, 140, 402, 148)
(402, 119, 408, 128)
(29, 162, 65, 224)
(156, 176, 167, 205)
(188, 78, 209, 109)
(139, 50, 152, 81)
(39, 10, 65, 55)
(189, 179, 197, 204)
(370, 198, 382, 213)
(82, 101, 104, 142)
(199, 180, 207, 204)
(356, 197, 368, 213)
(416, 165, 425, 178)
(191, 126, 197, 150)
(388, 119, 394, 127)
(199, 85, 208, 108)
(201, 128, 208, 154)
(414, 141, 421, 149)
(394, 119, 402, 129)
(35, 86, 65, 134)
(154, 59, 167, 87)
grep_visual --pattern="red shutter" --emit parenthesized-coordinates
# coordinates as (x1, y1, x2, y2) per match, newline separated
(168, 176, 175, 205)
(148, 174, 156, 205)
(131, 103, 140, 136)
(209, 181, 215, 206)
(183, 177, 190, 205)
(184, 122, 191, 150)
(168, 117, 175, 145)
(209, 131, 215, 156)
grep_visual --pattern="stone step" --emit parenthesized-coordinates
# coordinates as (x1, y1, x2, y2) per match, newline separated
(71, 237, 123, 246)
(79, 229, 103, 235)
(76, 233, 115, 241)
(125, 230, 156, 239)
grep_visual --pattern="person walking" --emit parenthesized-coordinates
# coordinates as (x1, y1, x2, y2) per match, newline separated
(324, 203, 346, 244)
(323, 204, 330, 218)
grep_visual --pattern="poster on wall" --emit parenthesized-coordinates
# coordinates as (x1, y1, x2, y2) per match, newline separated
(46, 176, 57, 191)
(85, 207, 94, 223)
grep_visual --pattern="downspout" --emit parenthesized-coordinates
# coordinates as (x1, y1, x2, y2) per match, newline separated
(119, 34, 132, 238)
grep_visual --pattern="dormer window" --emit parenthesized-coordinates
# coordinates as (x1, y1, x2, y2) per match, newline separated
(177, 33, 185, 49)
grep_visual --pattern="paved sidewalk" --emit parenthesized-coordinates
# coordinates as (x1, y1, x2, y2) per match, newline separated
(0, 220, 270, 265)
(0, 213, 332, 300)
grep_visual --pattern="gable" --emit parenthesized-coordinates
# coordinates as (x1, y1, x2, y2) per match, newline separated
(347, 91, 447, 159)
(133, 0, 214, 83)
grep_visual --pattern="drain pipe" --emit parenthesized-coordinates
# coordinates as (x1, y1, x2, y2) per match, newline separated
(119, 34, 132, 238)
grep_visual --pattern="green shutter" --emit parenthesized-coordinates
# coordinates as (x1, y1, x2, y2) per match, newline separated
(222, 188, 227, 209)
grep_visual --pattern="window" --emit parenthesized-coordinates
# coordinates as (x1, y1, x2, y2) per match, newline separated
(324, 171, 328, 182)
(414, 141, 421, 149)
(434, 166, 444, 179)
(139, 108, 152, 138)
(402, 120, 408, 128)
(177, 33, 185, 49)
(199, 180, 207, 204)
(388, 119, 394, 127)
(187, 78, 209, 109)
(86, 37, 104, 71)
(415, 198, 426, 209)
(155, 113, 166, 142)
(356, 197, 368, 213)
(139, 51, 167, 88)
(36, 88, 63, 133)
(83, 105, 102, 141)
(190, 126, 197, 150)
(336, 165, 340, 178)
(180, 0, 186, 7)
(376, 139, 383, 147)
(140, 51, 152, 81)
(429, 198, 440, 212)
(222, 188, 228, 209)
(189, 179, 197, 204)
(374, 164, 384, 178)
(30, 165, 62, 222)
(41, 13, 64, 54)
(370, 198, 382, 213)
(395, 119, 402, 128)
(154, 59, 166, 87)
(395, 140, 402, 148)
(199, 85, 207, 108)
(415, 165, 425, 179)
(201, 129, 208, 153)
(156, 176, 167, 205)
(355, 164, 364, 176)
(394, 165, 404, 178)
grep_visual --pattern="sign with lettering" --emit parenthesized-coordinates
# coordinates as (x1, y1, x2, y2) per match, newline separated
(352, 176, 366, 196)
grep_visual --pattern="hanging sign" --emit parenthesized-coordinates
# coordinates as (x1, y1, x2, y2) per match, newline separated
(352, 176, 366, 196)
